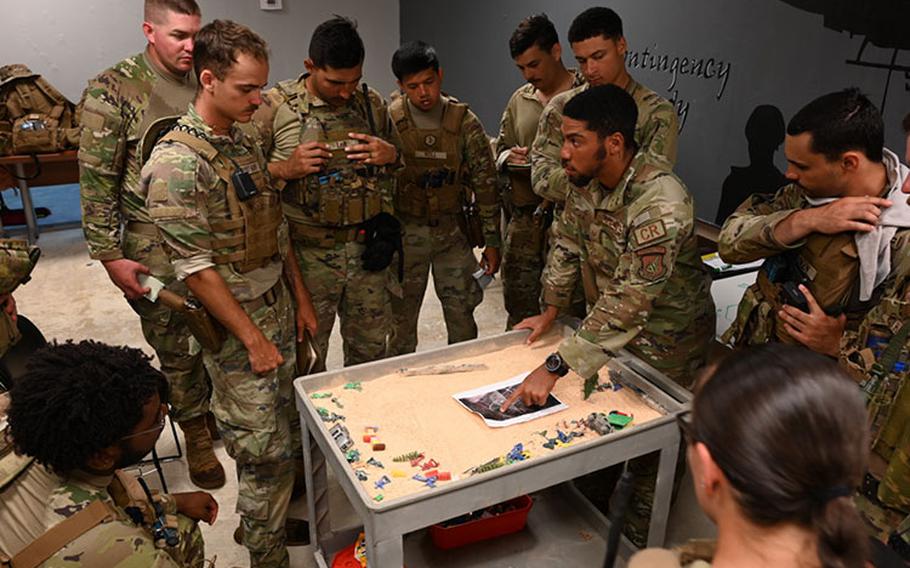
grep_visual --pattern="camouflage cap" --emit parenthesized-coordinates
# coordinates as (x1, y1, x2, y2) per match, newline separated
(0, 239, 39, 295)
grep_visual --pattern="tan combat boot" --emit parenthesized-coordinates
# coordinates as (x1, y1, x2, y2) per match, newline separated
(179, 415, 226, 489)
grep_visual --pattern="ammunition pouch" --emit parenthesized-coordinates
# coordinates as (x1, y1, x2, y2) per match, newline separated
(288, 221, 362, 248)
(396, 167, 462, 223)
(278, 79, 384, 227)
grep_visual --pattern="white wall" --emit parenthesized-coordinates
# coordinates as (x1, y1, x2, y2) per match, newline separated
(0, 0, 400, 101)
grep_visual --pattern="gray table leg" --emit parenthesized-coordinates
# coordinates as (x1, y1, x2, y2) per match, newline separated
(364, 529, 404, 568)
(13, 164, 38, 244)
(647, 438, 681, 547)
(302, 419, 331, 553)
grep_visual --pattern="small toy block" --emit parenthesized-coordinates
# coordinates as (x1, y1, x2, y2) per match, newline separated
(423, 469, 438, 478)
(343, 382, 363, 391)
(310, 392, 332, 399)
(372, 443, 386, 451)
(373, 494, 384, 502)
(436, 471, 451, 481)
(363, 434, 373, 443)
(391, 469, 407, 478)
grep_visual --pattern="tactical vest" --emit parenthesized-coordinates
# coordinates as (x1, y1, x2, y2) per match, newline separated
(157, 125, 282, 273)
(278, 80, 383, 227)
(738, 232, 872, 345)
(389, 97, 467, 223)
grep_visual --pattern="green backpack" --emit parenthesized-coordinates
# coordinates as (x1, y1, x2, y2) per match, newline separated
(0, 64, 80, 156)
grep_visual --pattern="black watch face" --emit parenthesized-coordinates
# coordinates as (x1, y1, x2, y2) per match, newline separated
(546, 353, 562, 373)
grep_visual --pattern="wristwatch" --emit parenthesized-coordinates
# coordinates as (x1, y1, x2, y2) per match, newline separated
(545, 352, 570, 377)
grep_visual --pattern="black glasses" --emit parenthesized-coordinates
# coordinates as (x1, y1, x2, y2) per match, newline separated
(121, 403, 167, 440)
(676, 410, 697, 445)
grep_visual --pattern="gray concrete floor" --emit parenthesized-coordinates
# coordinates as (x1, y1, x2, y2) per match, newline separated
(13, 226, 714, 567)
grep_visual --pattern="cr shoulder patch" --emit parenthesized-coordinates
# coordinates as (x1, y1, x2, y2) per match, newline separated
(633, 219, 667, 248)
(636, 245, 668, 281)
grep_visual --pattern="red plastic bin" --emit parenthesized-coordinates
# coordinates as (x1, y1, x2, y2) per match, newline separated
(429, 494, 534, 550)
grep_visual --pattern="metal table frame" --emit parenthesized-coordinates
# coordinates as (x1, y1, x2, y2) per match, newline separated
(294, 330, 690, 567)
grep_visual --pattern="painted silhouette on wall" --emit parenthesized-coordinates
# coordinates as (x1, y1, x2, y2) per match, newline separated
(779, 0, 910, 112)
(715, 105, 787, 224)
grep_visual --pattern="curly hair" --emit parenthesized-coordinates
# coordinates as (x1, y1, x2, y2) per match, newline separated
(7, 340, 168, 474)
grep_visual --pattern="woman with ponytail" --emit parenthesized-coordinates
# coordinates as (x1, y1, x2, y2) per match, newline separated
(631, 344, 869, 568)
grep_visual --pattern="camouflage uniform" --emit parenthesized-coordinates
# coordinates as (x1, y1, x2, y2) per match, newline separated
(494, 71, 584, 327)
(144, 106, 298, 568)
(0, 239, 38, 358)
(78, 50, 210, 424)
(0, 464, 204, 567)
(252, 76, 400, 370)
(547, 151, 714, 547)
(531, 76, 679, 322)
(387, 94, 500, 354)
(718, 150, 910, 519)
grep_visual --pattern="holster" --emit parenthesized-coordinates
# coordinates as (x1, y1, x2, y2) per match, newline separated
(157, 289, 226, 352)
(457, 201, 485, 249)
(530, 201, 553, 255)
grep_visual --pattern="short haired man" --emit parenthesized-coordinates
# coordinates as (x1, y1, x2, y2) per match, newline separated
(252, 16, 400, 370)
(719, 91, 910, 521)
(1, 341, 216, 567)
(530, 7, 678, 206)
(719, 89, 908, 359)
(143, 20, 317, 567)
(496, 14, 584, 328)
(384, 41, 501, 354)
(505, 85, 713, 547)
(78, 0, 225, 490)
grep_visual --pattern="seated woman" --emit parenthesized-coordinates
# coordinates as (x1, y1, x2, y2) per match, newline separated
(631, 344, 869, 568)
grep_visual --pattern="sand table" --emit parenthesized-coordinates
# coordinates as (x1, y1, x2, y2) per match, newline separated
(307, 334, 666, 503)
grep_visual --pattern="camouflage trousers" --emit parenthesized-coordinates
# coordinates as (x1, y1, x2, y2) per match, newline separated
(628, 298, 716, 390)
(122, 229, 210, 423)
(388, 216, 482, 356)
(544, 208, 587, 320)
(204, 279, 300, 568)
(501, 206, 546, 329)
(293, 237, 391, 370)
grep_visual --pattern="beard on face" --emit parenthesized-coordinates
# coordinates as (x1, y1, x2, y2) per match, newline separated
(563, 145, 606, 188)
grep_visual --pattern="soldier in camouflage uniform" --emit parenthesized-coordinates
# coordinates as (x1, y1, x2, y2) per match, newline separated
(0, 239, 39, 359)
(2, 341, 214, 567)
(251, 17, 400, 370)
(385, 41, 501, 354)
(144, 21, 317, 568)
(77, 0, 225, 490)
(505, 86, 713, 548)
(530, 8, 679, 321)
(718, 92, 910, 548)
(495, 15, 584, 328)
